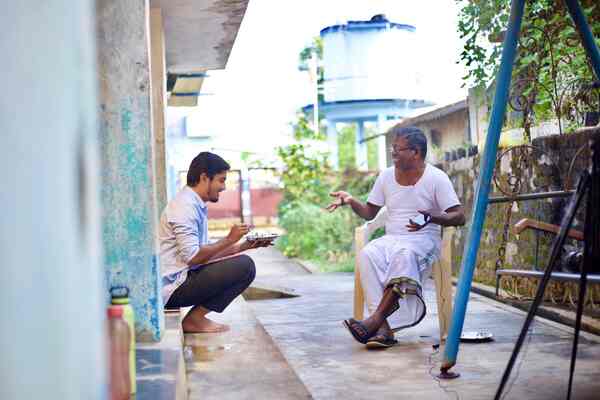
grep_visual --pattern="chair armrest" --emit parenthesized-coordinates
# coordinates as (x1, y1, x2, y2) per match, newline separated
(362, 207, 388, 238)
(513, 218, 584, 241)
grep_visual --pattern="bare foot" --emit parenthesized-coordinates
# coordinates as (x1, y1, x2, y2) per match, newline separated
(182, 317, 230, 334)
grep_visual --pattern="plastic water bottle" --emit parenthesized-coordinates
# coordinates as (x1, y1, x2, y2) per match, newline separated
(110, 286, 136, 394)
(107, 305, 131, 400)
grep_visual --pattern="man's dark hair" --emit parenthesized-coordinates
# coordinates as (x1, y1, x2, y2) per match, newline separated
(391, 125, 428, 159)
(187, 152, 230, 186)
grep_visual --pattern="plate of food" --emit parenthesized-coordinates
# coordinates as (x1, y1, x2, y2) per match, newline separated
(246, 232, 280, 243)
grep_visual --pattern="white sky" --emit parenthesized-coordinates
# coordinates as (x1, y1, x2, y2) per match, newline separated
(180, 0, 468, 154)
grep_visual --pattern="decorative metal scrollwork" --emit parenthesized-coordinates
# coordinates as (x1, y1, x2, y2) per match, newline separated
(508, 18, 600, 137)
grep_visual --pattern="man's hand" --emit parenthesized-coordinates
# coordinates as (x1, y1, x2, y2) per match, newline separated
(406, 211, 431, 232)
(326, 191, 353, 213)
(242, 238, 275, 250)
(226, 224, 252, 243)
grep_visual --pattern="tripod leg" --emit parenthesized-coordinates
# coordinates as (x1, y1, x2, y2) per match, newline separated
(495, 172, 591, 400)
(567, 273, 588, 400)
(568, 138, 600, 400)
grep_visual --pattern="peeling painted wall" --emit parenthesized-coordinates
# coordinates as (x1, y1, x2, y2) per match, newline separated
(443, 129, 599, 286)
(97, 0, 164, 341)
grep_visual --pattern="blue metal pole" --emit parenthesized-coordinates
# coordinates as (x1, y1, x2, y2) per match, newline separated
(441, 0, 526, 371)
(565, 0, 600, 80)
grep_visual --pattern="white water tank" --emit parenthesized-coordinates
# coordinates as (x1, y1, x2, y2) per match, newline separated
(321, 15, 423, 103)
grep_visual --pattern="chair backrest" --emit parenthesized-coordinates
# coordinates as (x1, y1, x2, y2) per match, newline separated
(361, 206, 388, 242)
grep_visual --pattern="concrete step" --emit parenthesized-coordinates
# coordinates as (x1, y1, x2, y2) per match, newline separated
(136, 310, 187, 400)
(183, 296, 312, 400)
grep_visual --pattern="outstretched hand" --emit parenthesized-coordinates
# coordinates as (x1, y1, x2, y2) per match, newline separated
(326, 191, 353, 213)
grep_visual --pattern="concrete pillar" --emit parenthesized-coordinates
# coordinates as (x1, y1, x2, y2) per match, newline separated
(97, 0, 164, 341)
(326, 120, 339, 169)
(356, 120, 368, 171)
(377, 114, 388, 170)
(1, 2, 105, 399)
(150, 8, 168, 215)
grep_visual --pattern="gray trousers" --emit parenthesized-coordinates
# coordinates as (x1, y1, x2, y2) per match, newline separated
(165, 254, 256, 312)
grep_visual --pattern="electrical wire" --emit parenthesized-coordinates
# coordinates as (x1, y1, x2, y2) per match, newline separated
(428, 345, 460, 400)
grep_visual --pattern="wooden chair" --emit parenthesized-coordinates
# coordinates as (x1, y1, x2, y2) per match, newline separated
(353, 207, 455, 343)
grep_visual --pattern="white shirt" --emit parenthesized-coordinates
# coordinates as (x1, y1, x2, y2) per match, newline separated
(367, 164, 461, 241)
(158, 186, 209, 305)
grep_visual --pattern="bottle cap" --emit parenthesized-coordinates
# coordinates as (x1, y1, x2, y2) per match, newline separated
(110, 286, 130, 302)
(107, 306, 124, 319)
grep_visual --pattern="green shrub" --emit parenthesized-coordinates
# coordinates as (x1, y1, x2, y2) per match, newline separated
(276, 111, 381, 272)
(277, 200, 363, 262)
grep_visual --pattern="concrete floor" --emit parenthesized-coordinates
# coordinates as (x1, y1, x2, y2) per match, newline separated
(182, 247, 312, 400)
(245, 248, 600, 400)
(181, 247, 600, 399)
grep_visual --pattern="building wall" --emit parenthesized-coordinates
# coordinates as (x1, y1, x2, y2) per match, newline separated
(386, 108, 470, 164)
(442, 129, 598, 288)
(97, 0, 164, 341)
(1, 2, 106, 399)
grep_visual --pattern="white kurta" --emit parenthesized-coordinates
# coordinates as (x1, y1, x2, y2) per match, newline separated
(360, 164, 460, 331)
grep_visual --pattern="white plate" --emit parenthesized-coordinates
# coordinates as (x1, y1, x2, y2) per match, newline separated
(460, 330, 494, 342)
(246, 233, 280, 242)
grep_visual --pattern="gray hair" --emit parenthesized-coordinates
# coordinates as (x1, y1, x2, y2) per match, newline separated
(390, 126, 427, 159)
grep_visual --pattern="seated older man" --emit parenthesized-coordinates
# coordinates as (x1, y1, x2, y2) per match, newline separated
(327, 126, 465, 348)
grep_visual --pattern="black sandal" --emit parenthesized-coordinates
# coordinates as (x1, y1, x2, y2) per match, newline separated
(366, 334, 398, 349)
(343, 318, 375, 344)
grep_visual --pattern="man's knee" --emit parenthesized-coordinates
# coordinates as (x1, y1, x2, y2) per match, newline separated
(237, 254, 256, 284)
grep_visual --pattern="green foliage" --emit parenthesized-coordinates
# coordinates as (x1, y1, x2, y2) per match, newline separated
(276, 202, 362, 260)
(276, 114, 379, 272)
(457, 0, 600, 133)
(277, 111, 330, 206)
(457, 0, 510, 88)
(365, 126, 380, 170)
(337, 123, 380, 171)
(292, 112, 326, 141)
(298, 36, 324, 81)
(276, 143, 330, 205)
(338, 124, 356, 170)
(298, 37, 323, 67)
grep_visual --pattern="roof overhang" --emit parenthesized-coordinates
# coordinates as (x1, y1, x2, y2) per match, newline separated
(151, 0, 248, 74)
(151, 0, 248, 106)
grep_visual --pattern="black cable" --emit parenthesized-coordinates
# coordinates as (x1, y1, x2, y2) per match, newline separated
(428, 346, 460, 400)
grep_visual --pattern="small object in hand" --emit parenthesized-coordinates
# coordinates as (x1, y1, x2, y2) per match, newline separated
(410, 213, 430, 227)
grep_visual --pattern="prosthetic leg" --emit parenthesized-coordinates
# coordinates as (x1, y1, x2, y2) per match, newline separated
(386, 277, 427, 332)
(344, 276, 428, 344)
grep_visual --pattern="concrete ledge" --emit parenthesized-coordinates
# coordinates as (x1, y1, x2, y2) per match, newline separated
(460, 278, 600, 336)
(183, 296, 312, 399)
(243, 283, 299, 300)
(136, 310, 187, 400)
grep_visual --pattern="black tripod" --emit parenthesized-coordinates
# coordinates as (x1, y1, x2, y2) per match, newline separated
(495, 137, 600, 400)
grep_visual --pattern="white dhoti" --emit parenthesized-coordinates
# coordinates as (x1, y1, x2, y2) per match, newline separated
(359, 234, 439, 331)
